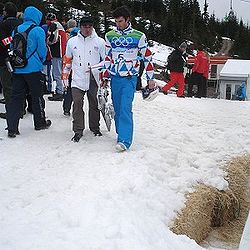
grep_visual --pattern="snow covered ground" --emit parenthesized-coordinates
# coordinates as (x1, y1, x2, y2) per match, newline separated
(1, 91, 250, 250)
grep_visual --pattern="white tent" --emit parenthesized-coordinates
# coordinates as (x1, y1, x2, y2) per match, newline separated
(219, 59, 250, 100)
(239, 212, 250, 250)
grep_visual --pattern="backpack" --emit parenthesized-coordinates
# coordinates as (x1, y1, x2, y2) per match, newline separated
(10, 24, 36, 68)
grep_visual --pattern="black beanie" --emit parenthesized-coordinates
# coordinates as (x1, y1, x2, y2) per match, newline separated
(4, 2, 17, 17)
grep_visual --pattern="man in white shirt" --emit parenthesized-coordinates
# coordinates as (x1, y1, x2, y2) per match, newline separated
(62, 16, 105, 142)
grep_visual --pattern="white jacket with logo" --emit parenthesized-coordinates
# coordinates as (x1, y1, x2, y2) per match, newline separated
(63, 30, 105, 91)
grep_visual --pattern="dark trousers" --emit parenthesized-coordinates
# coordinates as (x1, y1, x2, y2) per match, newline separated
(0, 66, 13, 115)
(7, 72, 46, 132)
(0, 66, 12, 104)
(63, 73, 73, 113)
(71, 75, 100, 134)
(24, 93, 33, 113)
(188, 72, 207, 98)
(200, 76, 207, 97)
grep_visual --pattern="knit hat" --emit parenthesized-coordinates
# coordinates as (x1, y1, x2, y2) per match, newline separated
(4, 2, 17, 17)
(80, 16, 93, 26)
(179, 41, 187, 50)
(67, 19, 77, 29)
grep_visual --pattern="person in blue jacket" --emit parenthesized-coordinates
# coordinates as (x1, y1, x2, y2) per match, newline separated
(236, 81, 247, 101)
(7, 6, 51, 138)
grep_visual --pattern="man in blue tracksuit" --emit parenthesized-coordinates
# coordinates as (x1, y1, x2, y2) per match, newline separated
(102, 6, 155, 152)
(7, 6, 51, 138)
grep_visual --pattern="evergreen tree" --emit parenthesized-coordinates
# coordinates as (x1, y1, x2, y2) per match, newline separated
(202, 0, 209, 24)
(2, 0, 250, 58)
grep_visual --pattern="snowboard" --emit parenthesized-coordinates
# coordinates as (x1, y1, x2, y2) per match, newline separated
(97, 86, 114, 131)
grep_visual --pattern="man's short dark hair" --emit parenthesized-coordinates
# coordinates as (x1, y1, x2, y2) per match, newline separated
(196, 43, 204, 51)
(112, 6, 131, 20)
(80, 15, 93, 26)
(4, 2, 17, 17)
(195, 42, 204, 51)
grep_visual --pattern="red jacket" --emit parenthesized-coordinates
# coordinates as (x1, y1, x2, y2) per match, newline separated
(47, 20, 67, 58)
(192, 51, 209, 79)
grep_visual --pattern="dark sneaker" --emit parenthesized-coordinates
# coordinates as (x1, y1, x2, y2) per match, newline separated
(6, 126, 20, 136)
(93, 131, 102, 136)
(91, 129, 102, 136)
(8, 132, 16, 138)
(71, 133, 82, 142)
(63, 110, 70, 116)
(177, 95, 185, 98)
(35, 119, 52, 130)
(0, 112, 7, 119)
(48, 93, 63, 101)
(0, 98, 5, 104)
(8, 131, 17, 138)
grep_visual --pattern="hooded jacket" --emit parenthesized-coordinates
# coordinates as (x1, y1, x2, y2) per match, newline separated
(13, 6, 47, 74)
(62, 30, 105, 91)
(66, 27, 80, 40)
(192, 50, 210, 79)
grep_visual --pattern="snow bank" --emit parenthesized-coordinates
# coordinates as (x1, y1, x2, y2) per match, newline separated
(1, 93, 250, 250)
(150, 41, 174, 67)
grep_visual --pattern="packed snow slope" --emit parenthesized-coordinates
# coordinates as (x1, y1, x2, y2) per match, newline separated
(1, 92, 250, 250)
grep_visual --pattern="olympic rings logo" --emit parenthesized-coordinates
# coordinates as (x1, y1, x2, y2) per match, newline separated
(111, 36, 133, 47)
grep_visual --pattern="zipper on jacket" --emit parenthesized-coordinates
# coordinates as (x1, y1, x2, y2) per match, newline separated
(79, 55, 81, 66)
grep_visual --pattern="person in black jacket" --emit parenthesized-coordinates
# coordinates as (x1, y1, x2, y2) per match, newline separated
(161, 42, 187, 97)
(0, 2, 21, 119)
